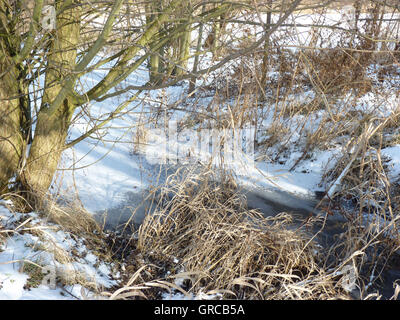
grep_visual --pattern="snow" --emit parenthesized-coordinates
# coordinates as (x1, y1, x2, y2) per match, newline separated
(0, 231, 69, 300)
(161, 291, 223, 300)
(57, 64, 400, 228)
(381, 146, 400, 180)
(0, 202, 118, 300)
(49, 7, 400, 219)
(2, 7, 400, 299)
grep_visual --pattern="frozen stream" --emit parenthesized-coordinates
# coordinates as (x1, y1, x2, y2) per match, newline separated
(92, 168, 399, 300)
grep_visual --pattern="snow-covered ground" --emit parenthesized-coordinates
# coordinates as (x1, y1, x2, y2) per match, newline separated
(0, 201, 118, 299)
(1, 8, 400, 299)
(51, 8, 400, 218)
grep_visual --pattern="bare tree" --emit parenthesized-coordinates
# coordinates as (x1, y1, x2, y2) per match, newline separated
(0, 0, 303, 208)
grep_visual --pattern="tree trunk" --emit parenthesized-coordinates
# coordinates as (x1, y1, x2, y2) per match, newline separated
(259, 0, 272, 100)
(21, 1, 80, 197)
(0, 2, 25, 193)
(174, 13, 191, 77)
(0, 63, 24, 194)
(188, 2, 206, 94)
(207, 8, 228, 57)
(146, 0, 164, 84)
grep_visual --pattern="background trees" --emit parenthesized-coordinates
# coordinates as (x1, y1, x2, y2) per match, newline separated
(0, 0, 301, 206)
(2, 0, 397, 208)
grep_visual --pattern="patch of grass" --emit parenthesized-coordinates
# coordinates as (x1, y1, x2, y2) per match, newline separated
(135, 167, 351, 299)
(21, 261, 44, 289)
(2, 193, 118, 296)
(100, 164, 400, 300)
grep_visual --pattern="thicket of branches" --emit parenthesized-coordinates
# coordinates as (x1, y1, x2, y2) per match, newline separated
(0, 0, 399, 206)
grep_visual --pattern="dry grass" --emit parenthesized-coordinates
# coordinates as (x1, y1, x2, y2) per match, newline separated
(62, 4, 400, 299)
(315, 116, 400, 297)
(0, 194, 115, 295)
(132, 166, 352, 299)
(115, 9, 400, 296)
(3, 1, 400, 300)
(41, 199, 104, 244)
(103, 163, 400, 300)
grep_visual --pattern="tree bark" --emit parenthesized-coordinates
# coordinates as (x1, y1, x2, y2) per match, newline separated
(174, 11, 191, 77)
(0, 63, 24, 194)
(188, 2, 206, 94)
(0, 1, 25, 193)
(259, 0, 272, 100)
(21, 1, 80, 196)
(145, 0, 162, 83)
